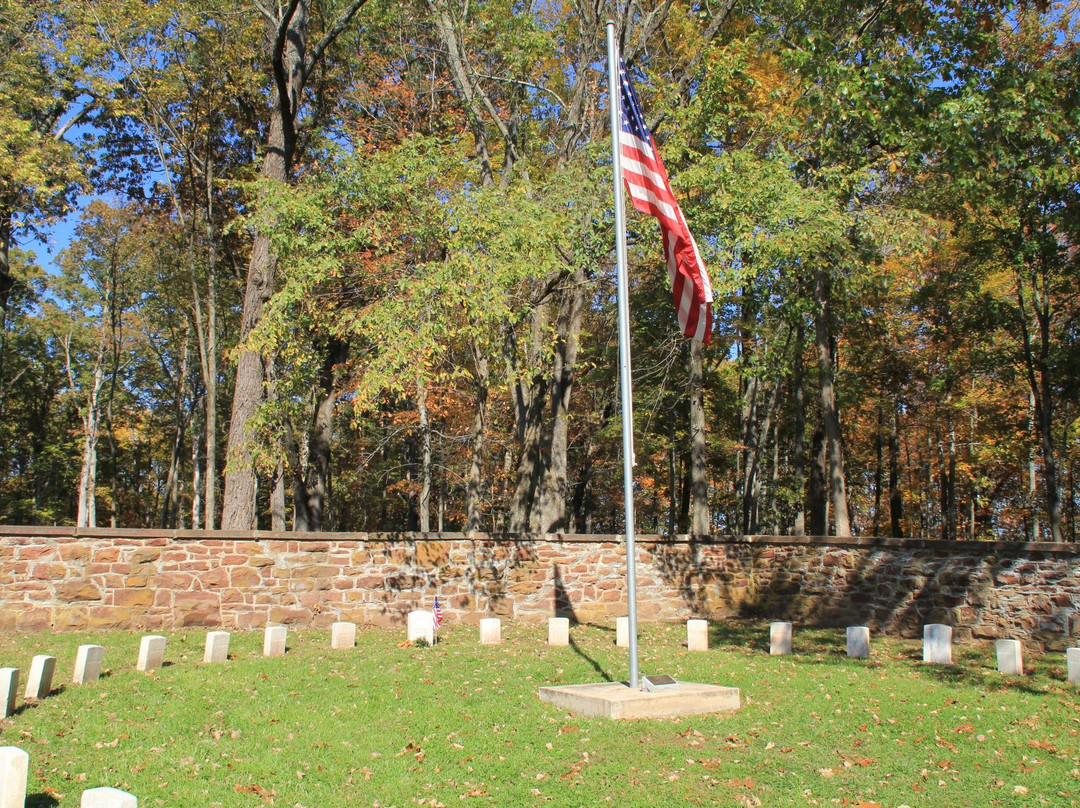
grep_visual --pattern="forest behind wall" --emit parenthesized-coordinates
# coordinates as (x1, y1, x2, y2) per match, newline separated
(1, 0, 1078, 540)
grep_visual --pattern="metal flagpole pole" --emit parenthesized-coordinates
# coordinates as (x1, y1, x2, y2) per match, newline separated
(605, 20, 640, 690)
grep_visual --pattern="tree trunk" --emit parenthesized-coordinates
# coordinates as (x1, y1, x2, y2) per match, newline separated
(769, 420, 781, 534)
(192, 162, 220, 530)
(889, 402, 903, 537)
(508, 266, 587, 534)
(506, 305, 547, 532)
(161, 413, 187, 529)
(286, 339, 345, 532)
(77, 423, 99, 528)
(535, 267, 586, 533)
(222, 125, 287, 529)
(271, 461, 286, 531)
(222, 0, 369, 530)
(741, 372, 780, 535)
(809, 427, 827, 536)
(0, 209, 12, 412)
(426, 0, 495, 186)
(814, 266, 851, 536)
(792, 322, 806, 535)
(465, 347, 488, 532)
(570, 441, 595, 535)
(689, 339, 710, 535)
(192, 397, 203, 529)
(872, 404, 884, 537)
(417, 375, 432, 532)
(667, 425, 677, 536)
(1027, 390, 1040, 540)
(75, 364, 105, 529)
(678, 458, 691, 533)
(161, 335, 190, 529)
(1016, 238, 1062, 541)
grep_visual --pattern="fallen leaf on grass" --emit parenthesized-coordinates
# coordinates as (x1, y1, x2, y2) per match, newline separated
(234, 783, 276, 799)
(1028, 740, 1058, 752)
(726, 778, 755, 788)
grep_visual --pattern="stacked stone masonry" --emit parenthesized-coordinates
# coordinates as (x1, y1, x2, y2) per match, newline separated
(0, 527, 1077, 649)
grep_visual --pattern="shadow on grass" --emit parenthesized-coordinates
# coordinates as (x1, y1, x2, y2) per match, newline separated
(567, 633, 614, 682)
(706, 620, 766, 651)
(916, 653, 1061, 696)
(706, 619, 855, 659)
(26, 793, 60, 808)
(697, 618, 1070, 696)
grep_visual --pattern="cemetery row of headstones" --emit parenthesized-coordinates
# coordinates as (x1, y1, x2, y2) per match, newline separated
(3, 618, 1077, 719)
(760, 621, 1079, 681)
(2, 618, 1078, 722)
(404, 612, 1079, 683)
(0, 618, 1076, 805)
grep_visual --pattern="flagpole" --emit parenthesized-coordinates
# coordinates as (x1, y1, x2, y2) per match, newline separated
(606, 20, 640, 690)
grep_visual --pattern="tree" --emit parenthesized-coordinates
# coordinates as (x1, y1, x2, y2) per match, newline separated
(926, 4, 1080, 540)
(0, 1, 102, 405)
(54, 202, 144, 526)
(222, 0, 371, 530)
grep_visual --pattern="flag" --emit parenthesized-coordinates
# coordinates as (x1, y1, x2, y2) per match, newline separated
(432, 597, 443, 630)
(617, 59, 713, 344)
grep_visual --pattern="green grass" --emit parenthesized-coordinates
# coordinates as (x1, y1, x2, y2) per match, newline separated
(1, 621, 1077, 807)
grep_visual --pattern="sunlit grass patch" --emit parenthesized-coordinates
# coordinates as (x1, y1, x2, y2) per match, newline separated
(1, 621, 1077, 807)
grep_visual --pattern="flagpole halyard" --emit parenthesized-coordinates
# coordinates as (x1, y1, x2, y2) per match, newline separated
(606, 20, 641, 690)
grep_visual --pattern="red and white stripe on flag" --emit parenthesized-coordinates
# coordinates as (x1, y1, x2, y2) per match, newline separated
(618, 59, 713, 344)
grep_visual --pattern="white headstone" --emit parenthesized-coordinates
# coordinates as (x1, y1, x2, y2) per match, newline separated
(923, 624, 953, 664)
(479, 618, 502, 645)
(136, 635, 166, 672)
(996, 639, 1023, 676)
(615, 616, 629, 648)
(331, 621, 357, 650)
(203, 631, 230, 663)
(23, 655, 56, 700)
(687, 619, 709, 652)
(1068, 648, 1080, 685)
(0, 746, 28, 808)
(0, 670, 17, 719)
(407, 610, 434, 645)
(263, 625, 287, 657)
(770, 622, 793, 656)
(846, 626, 871, 659)
(548, 617, 570, 646)
(72, 644, 106, 685)
(81, 786, 138, 808)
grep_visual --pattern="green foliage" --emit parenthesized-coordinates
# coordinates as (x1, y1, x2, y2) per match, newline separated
(2, 0, 1080, 536)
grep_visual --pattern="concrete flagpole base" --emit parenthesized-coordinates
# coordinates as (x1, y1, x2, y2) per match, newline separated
(538, 681, 740, 720)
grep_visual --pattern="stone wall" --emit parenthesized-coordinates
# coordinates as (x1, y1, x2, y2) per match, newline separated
(1, 527, 1077, 648)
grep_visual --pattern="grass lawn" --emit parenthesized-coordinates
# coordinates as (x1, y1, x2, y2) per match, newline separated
(1, 620, 1077, 807)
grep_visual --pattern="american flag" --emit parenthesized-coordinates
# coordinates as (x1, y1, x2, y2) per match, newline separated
(618, 59, 713, 344)
(432, 597, 443, 630)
